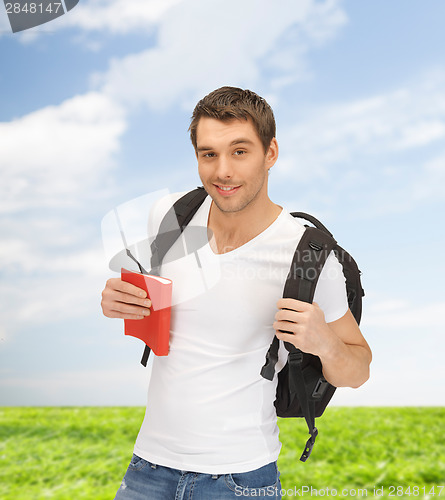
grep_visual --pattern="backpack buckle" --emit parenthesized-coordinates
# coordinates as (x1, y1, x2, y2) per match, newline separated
(300, 427, 318, 462)
(260, 350, 278, 381)
(288, 351, 303, 366)
(312, 377, 329, 399)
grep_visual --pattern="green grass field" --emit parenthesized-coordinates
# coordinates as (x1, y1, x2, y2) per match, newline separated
(0, 407, 443, 499)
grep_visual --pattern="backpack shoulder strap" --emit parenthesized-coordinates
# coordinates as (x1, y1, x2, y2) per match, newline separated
(261, 225, 337, 381)
(141, 186, 208, 366)
(283, 225, 337, 302)
(294, 212, 365, 325)
(290, 212, 333, 238)
(149, 186, 208, 274)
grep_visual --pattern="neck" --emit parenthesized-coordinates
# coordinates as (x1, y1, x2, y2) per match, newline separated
(207, 194, 282, 253)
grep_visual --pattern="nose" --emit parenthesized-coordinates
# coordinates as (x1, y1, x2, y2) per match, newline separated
(214, 154, 233, 180)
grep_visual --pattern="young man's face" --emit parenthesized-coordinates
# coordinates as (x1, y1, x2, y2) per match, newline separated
(195, 117, 277, 215)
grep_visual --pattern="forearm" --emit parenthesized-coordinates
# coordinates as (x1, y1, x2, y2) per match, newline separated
(319, 329, 371, 388)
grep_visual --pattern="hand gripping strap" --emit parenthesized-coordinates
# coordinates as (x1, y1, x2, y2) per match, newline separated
(260, 227, 336, 378)
(141, 187, 208, 367)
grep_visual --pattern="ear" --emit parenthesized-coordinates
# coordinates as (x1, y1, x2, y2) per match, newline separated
(265, 138, 279, 169)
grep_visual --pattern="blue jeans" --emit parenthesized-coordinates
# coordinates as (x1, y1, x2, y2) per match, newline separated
(114, 454, 282, 499)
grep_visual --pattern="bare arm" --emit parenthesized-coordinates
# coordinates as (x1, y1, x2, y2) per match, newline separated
(274, 298, 372, 388)
(101, 278, 152, 320)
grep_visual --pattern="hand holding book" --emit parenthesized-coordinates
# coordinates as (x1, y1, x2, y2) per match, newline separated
(121, 269, 172, 356)
(100, 204, 173, 356)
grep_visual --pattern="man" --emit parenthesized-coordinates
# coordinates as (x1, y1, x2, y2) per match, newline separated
(101, 87, 372, 499)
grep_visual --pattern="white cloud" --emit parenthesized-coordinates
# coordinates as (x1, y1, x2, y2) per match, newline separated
(0, 235, 106, 275)
(0, 217, 110, 332)
(276, 69, 445, 215)
(60, 0, 183, 34)
(393, 120, 445, 150)
(362, 300, 444, 329)
(0, 0, 184, 39)
(97, 0, 346, 110)
(0, 91, 128, 339)
(1, 268, 106, 325)
(279, 76, 445, 176)
(0, 91, 126, 213)
(4, 0, 346, 57)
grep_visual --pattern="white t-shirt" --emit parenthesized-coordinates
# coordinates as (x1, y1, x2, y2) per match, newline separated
(134, 193, 348, 474)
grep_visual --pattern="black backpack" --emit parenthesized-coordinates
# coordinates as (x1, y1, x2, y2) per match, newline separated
(138, 186, 364, 461)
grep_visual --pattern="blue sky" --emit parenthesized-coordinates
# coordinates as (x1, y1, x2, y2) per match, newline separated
(1, 0, 444, 406)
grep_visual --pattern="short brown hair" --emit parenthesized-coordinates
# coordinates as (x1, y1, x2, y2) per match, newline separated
(189, 86, 276, 153)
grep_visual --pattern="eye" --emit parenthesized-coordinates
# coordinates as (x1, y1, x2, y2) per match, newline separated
(234, 150, 246, 156)
(203, 152, 216, 158)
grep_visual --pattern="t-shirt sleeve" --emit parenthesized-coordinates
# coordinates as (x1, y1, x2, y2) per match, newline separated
(313, 251, 349, 323)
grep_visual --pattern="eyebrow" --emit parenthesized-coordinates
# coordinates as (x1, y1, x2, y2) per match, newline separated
(196, 138, 255, 152)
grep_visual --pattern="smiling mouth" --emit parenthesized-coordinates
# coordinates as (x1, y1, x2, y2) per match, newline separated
(213, 184, 241, 196)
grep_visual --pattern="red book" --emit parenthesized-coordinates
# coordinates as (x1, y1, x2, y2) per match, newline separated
(121, 268, 172, 356)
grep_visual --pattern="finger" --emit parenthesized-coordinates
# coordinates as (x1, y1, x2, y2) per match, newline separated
(273, 320, 299, 335)
(108, 278, 148, 298)
(274, 308, 301, 323)
(112, 290, 152, 308)
(106, 310, 146, 320)
(275, 329, 300, 346)
(276, 298, 311, 312)
(111, 302, 151, 317)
